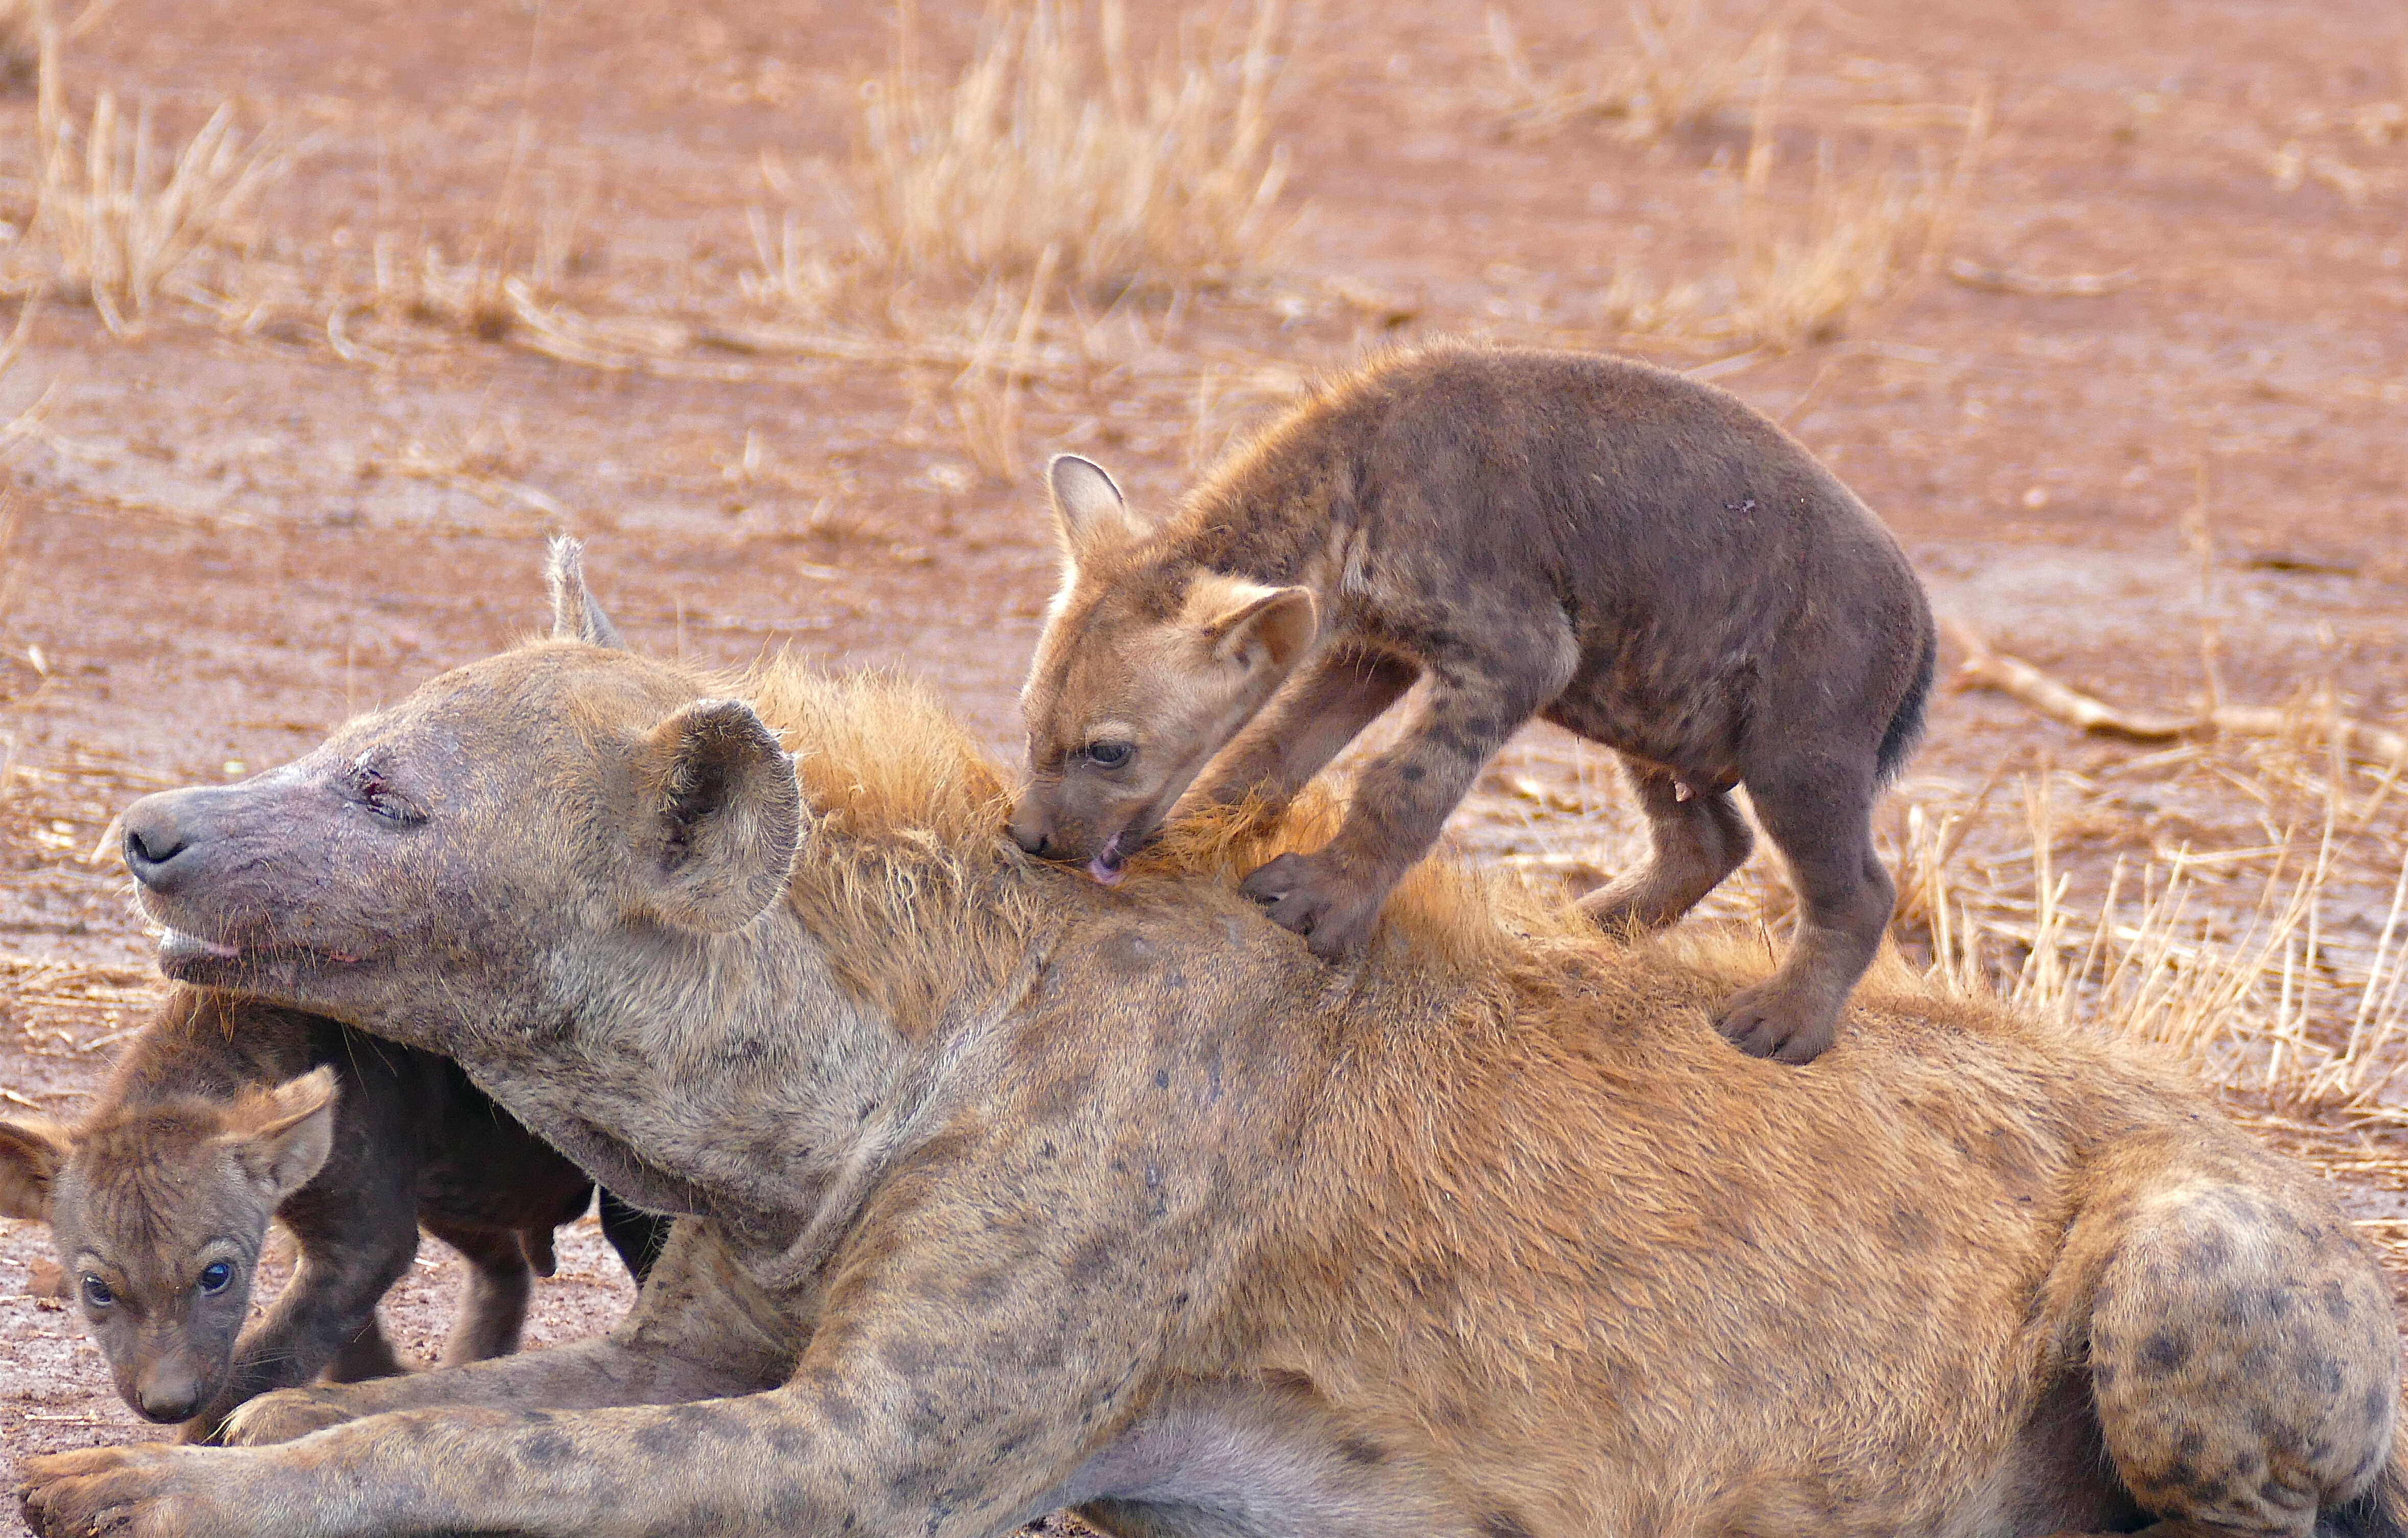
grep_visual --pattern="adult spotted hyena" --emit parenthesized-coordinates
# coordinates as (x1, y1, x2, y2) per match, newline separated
(19, 544, 2399, 1538)
(1012, 343, 1936, 1062)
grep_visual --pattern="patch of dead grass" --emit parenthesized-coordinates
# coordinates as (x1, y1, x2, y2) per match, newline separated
(5, 30, 287, 333)
(1485, 0, 1785, 143)
(847, 0, 1295, 295)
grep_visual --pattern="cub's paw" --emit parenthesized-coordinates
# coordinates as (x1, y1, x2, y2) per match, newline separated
(1240, 852, 1383, 960)
(1714, 982, 1837, 1065)
(220, 1388, 355, 1447)
(20, 1443, 216, 1538)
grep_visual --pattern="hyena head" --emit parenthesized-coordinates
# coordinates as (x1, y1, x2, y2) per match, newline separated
(0, 1069, 336, 1423)
(1011, 455, 1318, 882)
(106, 540, 802, 1066)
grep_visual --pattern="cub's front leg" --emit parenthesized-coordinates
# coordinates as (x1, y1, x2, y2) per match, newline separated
(1243, 621, 1575, 958)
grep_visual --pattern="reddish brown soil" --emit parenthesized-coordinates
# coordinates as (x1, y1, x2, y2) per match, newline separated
(0, 0, 2403, 1526)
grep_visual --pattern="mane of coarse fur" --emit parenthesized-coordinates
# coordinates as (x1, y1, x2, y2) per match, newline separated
(732, 653, 1598, 997)
(733, 654, 2088, 1065)
(740, 660, 1041, 1040)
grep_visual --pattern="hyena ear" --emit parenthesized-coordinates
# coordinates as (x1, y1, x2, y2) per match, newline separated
(0, 1114, 71, 1222)
(222, 1068, 338, 1202)
(1045, 455, 1147, 559)
(1196, 580, 1319, 674)
(548, 535, 627, 650)
(629, 698, 804, 933)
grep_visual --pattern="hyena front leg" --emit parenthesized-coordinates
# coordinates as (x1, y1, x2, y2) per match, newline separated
(1243, 623, 1576, 960)
(1578, 759, 1754, 934)
(1186, 648, 1419, 815)
(24, 1169, 1206, 1538)
(219, 1219, 800, 1448)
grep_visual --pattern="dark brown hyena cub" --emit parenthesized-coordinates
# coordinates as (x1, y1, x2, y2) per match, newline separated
(0, 986, 668, 1441)
(1011, 343, 1935, 1063)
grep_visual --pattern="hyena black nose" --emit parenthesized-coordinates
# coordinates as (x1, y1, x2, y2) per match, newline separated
(1007, 807, 1051, 858)
(121, 790, 207, 890)
(134, 1367, 202, 1424)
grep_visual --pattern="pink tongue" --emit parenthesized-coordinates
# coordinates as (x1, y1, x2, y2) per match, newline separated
(1087, 836, 1126, 887)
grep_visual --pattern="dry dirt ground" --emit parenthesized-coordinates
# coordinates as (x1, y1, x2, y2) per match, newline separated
(0, 0, 2403, 1525)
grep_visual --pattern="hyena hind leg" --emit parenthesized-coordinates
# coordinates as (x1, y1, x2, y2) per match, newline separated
(1710, 756, 1891, 1063)
(426, 1219, 535, 1365)
(324, 1315, 409, 1382)
(1577, 760, 1754, 934)
(2089, 1177, 2400, 1538)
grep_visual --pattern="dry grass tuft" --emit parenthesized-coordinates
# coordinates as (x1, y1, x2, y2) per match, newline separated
(950, 243, 1059, 482)
(1570, 52, 1989, 354)
(1723, 75, 1989, 350)
(849, 0, 1295, 294)
(4, 29, 286, 332)
(1485, 0, 1784, 143)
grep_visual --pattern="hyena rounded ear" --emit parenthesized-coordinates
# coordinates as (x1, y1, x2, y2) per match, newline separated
(0, 1113, 72, 1222)
(547, 535, 627, 650)
(1045, 454, 1148, 559)
(629, 698, 803, 933)
(223, 1067, 339, 1203)
(1204, 582, 1319, 673)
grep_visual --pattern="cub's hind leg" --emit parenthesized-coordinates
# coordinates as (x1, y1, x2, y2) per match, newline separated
(424, 1218, 534, 1365)
(1712, 749, 1893, 1063)
(2089, 1176, 2400, 1537)
(1577, 758, 1754, 935)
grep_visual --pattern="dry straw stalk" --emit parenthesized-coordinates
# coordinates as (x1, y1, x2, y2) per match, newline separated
(854, 0, 1294, 293)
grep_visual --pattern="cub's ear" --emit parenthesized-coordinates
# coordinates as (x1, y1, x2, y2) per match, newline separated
(629, 698, 803, 933)
(0, 1114, 72, 1222)
(1045, 455, 1147, 560)
(1191, 578, 1318, 673)
(223, 1068, 338, 1203)
(548, 535, 627, 650)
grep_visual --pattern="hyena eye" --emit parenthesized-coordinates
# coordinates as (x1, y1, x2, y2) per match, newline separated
(196, 1262, 235, 1295)
(80, 1275, 114, 1309)
(343, 760, 426, 825)
(1083, 741, 1135, 770)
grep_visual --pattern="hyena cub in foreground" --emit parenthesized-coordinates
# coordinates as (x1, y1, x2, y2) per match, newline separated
(1013, 343, 1935, 1062)
(0, 986, 666, 1441)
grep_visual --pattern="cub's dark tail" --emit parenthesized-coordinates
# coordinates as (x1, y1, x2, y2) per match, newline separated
(2322, 1434, 2408, 1538)
(1874, 618, 1939, 786)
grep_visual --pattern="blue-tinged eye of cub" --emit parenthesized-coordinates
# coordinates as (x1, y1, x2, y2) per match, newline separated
(197, 1262, 235, 1295)
(1084, 741, 1135, 770)
(81, 1274, 114, 1309)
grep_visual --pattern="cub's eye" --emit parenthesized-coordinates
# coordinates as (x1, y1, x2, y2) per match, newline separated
(1083, 741, 1135, 770)
(80, 1275, 114, 1309)
(197, 1262, 235, 1295)
(343, 761, 425, 825)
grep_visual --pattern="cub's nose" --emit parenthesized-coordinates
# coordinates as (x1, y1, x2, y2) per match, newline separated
(1007, 805, 1052, 858)
(121, 789, 209, 890)
(134, 1365, 202, 1424)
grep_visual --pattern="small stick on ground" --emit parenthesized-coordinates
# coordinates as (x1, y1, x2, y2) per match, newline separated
(1941, 616, 2408, 766)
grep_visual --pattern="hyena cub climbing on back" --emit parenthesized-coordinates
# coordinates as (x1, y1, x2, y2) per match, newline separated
(1012, 344, 1936, 1062)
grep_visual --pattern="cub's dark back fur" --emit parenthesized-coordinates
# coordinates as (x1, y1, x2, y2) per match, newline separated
(1175, 346, 1931, 780)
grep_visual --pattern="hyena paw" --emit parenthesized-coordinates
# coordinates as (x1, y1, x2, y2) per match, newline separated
(1714, 981, 1838, 1065)
(1240, 852, 1384, 960)
(220, 1388, 355, 1446)
(19, 1444, 217, 1538)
